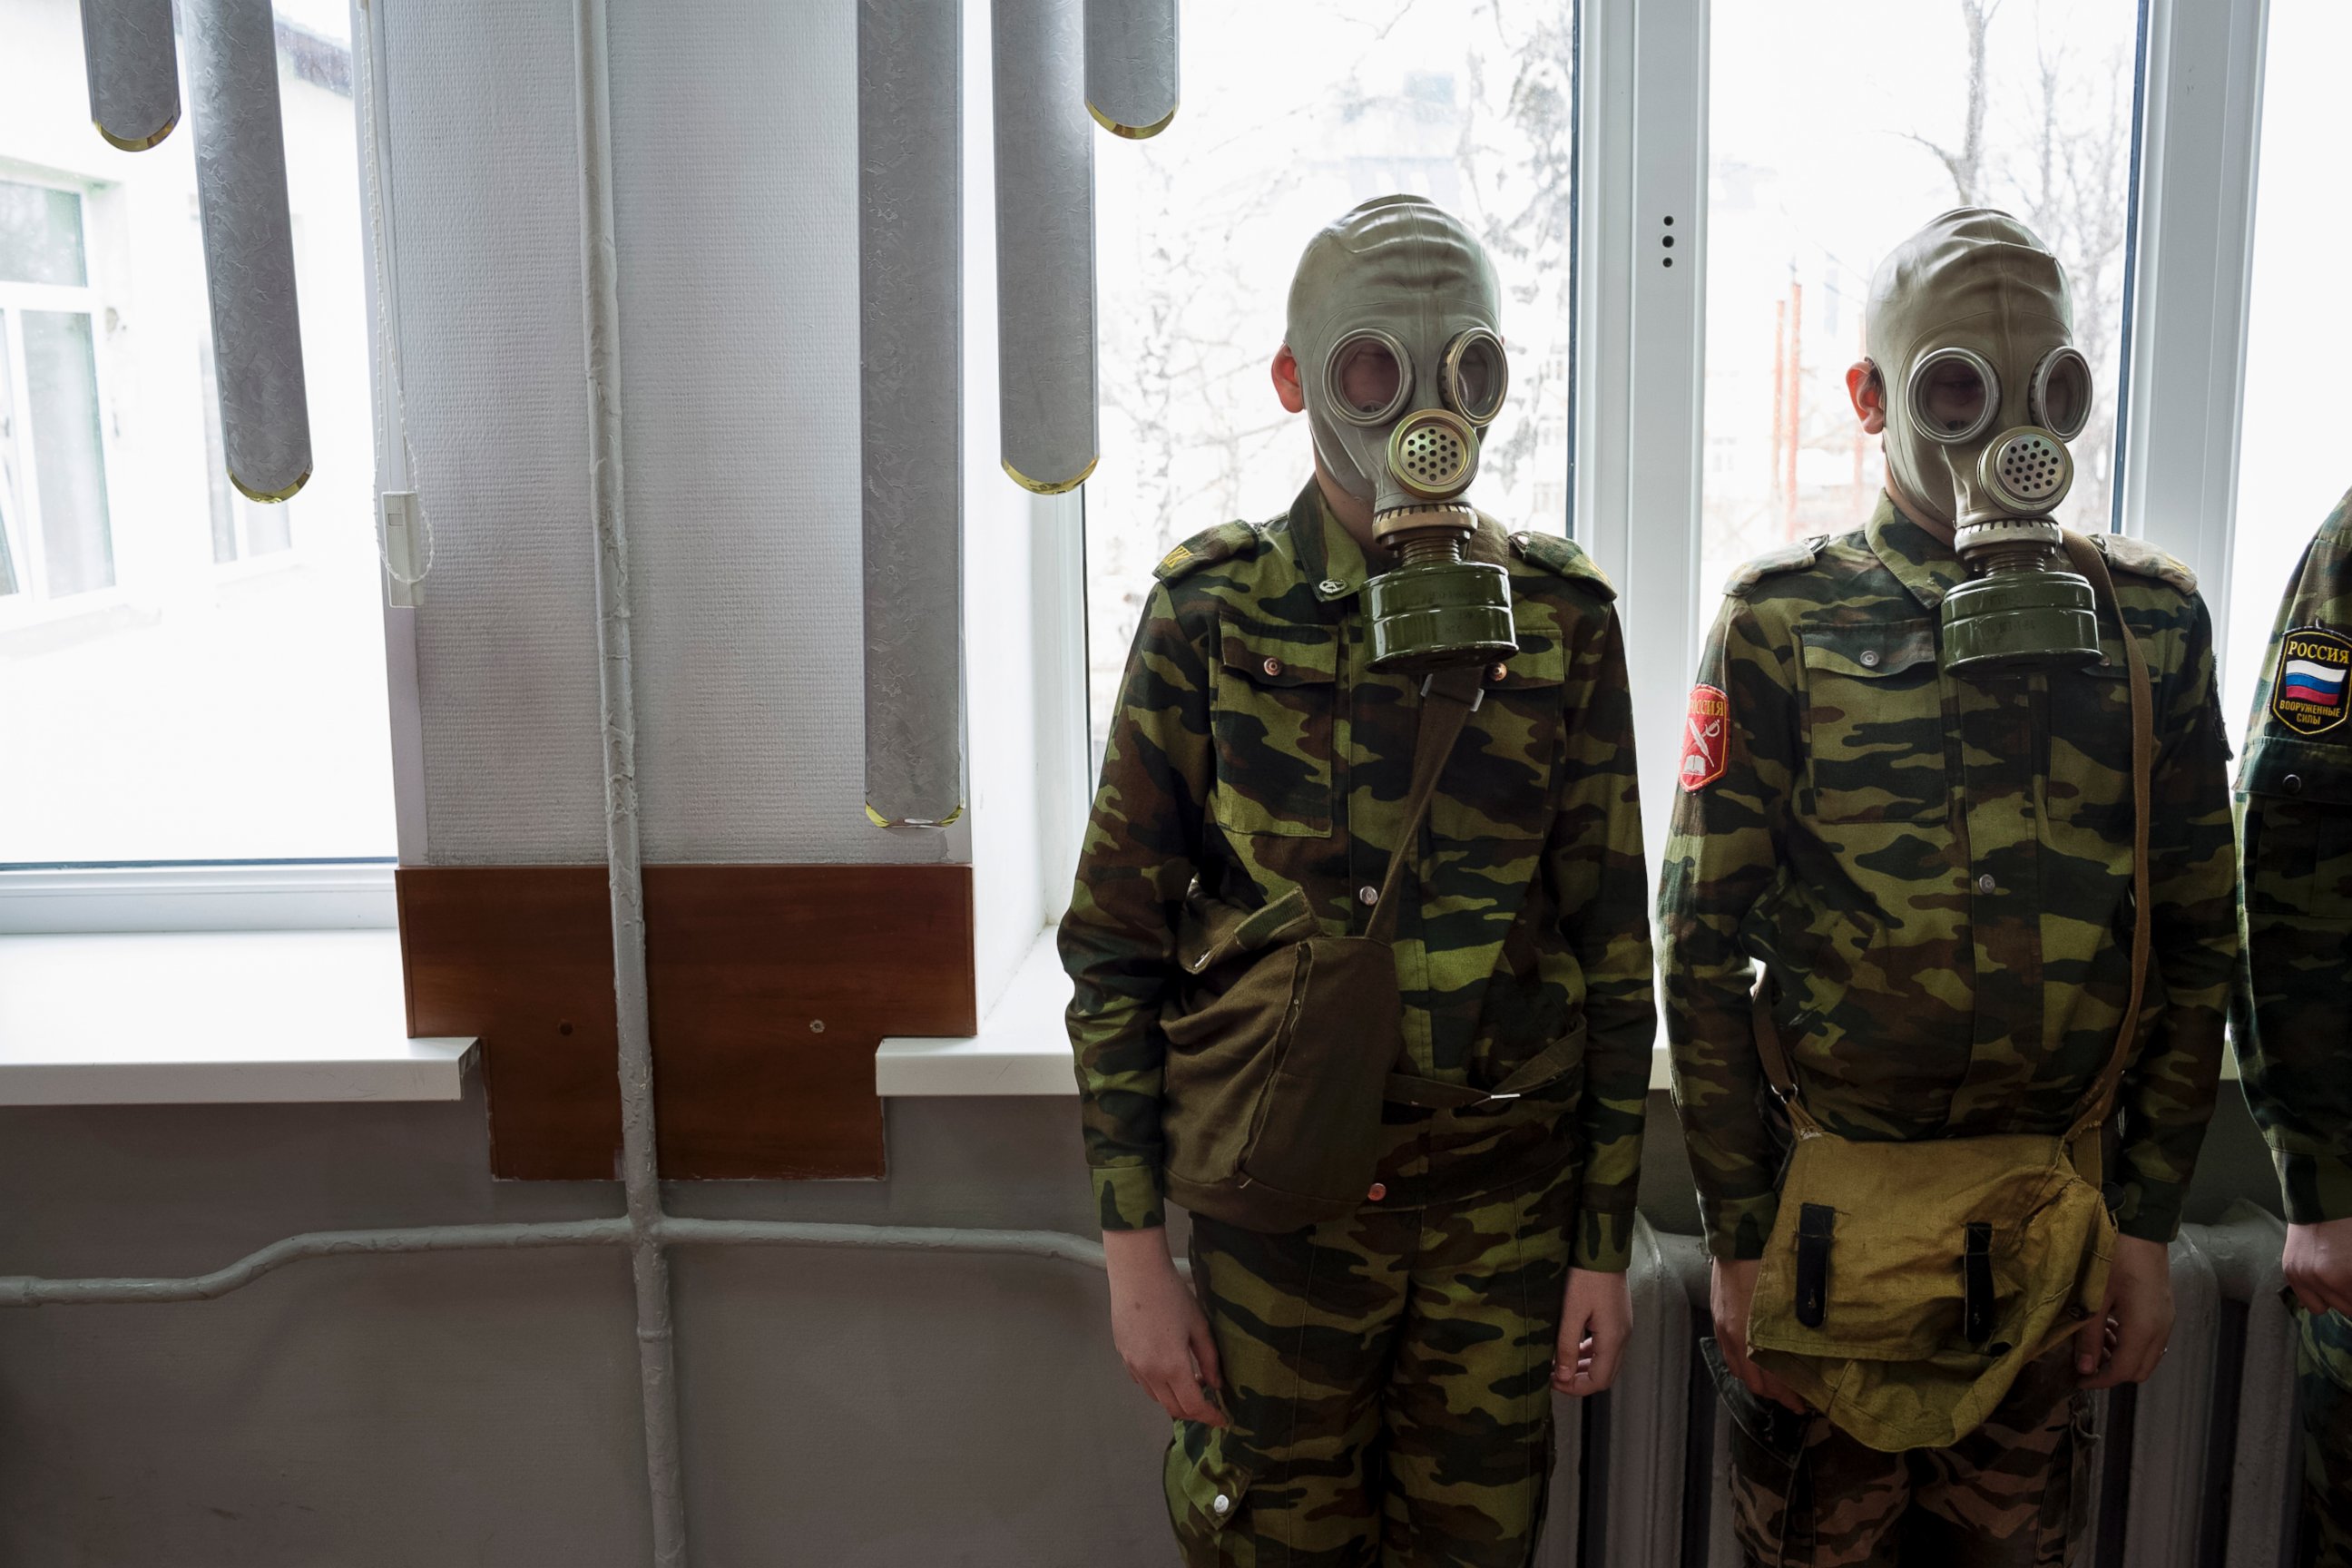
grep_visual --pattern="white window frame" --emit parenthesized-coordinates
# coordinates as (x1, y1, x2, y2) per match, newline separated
(0, 1, 403, 936)
(1576, 0, 2270, 887)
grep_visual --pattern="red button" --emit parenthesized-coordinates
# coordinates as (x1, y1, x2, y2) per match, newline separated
(1365, 1182, 1387, 1202)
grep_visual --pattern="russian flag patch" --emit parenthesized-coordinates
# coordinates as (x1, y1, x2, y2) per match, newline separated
(2270, 626, 2352, 738)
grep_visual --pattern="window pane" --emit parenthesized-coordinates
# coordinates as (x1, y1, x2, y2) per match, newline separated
(1700, 0, 2141, 603)
(22, 309, 114, 596)
(0, 6, 393, 864)
(0, 180, 86, 287)
(2222, 0, 2352, 748)
(1088, 0, 1577, 750)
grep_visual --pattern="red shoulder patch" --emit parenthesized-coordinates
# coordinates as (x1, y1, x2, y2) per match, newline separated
(1679, 684, 1729, 792)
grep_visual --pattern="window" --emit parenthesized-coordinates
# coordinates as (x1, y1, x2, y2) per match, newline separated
(0, 179, 114, 602)
(1087, 0, 1579, 750)
(1699, 0, 2144, 602)
(0, 0, 393, 875)
(2221, 0, 2350, 747)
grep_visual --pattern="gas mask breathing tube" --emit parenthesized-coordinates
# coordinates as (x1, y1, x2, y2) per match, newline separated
(1866, 209, 2101, 675)
(1289, 196, 1517, 674)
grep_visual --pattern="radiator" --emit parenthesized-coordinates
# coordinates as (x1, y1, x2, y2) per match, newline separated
(1539, 1205, 2304, 1566)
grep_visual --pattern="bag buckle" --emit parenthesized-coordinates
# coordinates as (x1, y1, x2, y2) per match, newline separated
(1420, 672, 1484, 712)
(1478, 1091, 1522, 1103)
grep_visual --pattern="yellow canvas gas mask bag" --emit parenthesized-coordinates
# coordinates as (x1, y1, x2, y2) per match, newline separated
(1743, 533, 2153, 1453)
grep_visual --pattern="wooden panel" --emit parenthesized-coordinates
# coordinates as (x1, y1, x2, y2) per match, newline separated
(397, 864, 975, 1181)
(397, 866, 622, 1181)
(644, 865, 975, 1179)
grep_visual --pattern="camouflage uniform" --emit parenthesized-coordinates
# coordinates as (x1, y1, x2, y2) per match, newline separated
(1062, 481, 1655, 1564)
(2230, 485, 2352, 1567)
(1660, 495, 2239, 1565)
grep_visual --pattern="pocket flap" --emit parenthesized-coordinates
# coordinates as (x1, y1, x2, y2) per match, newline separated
(2241, 737, 2352, 805)
(1220, 619, 1337, 686)
(1173, 1427, 1253, 1533)
(1798, 620, 1938, 679)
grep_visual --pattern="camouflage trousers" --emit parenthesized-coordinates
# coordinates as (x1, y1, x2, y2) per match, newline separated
(1707, 1340, 2093, 1567)
(2298, 1306, 2352, 1568)
(1163, 1165, 1576, 1567)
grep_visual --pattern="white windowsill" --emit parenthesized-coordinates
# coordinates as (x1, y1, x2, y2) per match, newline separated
(877, 928, 1679, 1097)
(0, 929, 475, 1104)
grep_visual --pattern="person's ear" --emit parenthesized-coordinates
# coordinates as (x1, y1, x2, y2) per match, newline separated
(1847, 359, 1887, 435)
(1271, 345, 1308, 414)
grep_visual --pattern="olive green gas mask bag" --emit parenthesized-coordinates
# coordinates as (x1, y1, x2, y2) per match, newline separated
(1743, 533, 2153, 1452)
(1155, 666, 1584, 1233)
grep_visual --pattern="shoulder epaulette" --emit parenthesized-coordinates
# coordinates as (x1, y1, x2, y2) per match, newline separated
(2092, 532, 2198, 595)
(1725, 534, 1828, 595)
(1153, 519, 1261, 583)
(1507, 530, 1615, 601)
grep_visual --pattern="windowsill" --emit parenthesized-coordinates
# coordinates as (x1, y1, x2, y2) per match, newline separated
(877, 928, 1681, 1097)
(0, 929, 475, 1104)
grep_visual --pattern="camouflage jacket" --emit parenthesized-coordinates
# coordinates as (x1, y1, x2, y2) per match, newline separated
(2232, 486, 2352, 1225)
(1060, 482, 1655, 1269)
(1660, 495, 2239, 1261)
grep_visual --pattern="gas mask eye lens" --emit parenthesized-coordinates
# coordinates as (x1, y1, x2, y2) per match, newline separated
(1439, 328, 1509, 426)
(1907, 347, 2000, 444)
(1327, 330, 1412, 426)
(2029, 347, 2092, 441)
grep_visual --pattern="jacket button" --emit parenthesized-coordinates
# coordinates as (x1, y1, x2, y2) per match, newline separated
(1211, 1494, 1230, 1515)
(1357, 884, 1378, 906)
(1977, 873, 1997, 895)
(1262, 656, 1284, 678)
(1487, 661, 1508, 682)
(1859, 650, 1881, 668)
(2285, 773, 2304, 794)
(1365, 1182, 1387, 1201)
(1319, 578, 1345, 594)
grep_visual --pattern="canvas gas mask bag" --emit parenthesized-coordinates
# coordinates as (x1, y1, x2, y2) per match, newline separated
(1743, 533, 2153, 1452)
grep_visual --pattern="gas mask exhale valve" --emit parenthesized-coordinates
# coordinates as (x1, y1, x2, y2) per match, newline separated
(1289, 197, 1519, 674)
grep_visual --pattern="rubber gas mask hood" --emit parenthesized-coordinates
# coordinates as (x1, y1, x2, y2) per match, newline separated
(1866, 208, 2101, 674)
(1288, 195, 1514, 673)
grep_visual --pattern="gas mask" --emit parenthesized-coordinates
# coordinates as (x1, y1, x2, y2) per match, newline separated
(1287, 196, 1515, 673)
(1865, 208, 2100, 674)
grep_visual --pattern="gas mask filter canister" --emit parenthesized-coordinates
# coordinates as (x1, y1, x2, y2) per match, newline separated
(1289, 196, 1517, 674)
(1866, 209, 2102, 674)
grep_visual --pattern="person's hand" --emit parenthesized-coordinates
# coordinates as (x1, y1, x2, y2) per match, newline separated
(2282, 1216, 2352, 1317)
(1102, 1228, 1227, 1427)
(1553, 1268, 1632, 1396)
(2078, 1234, 2174, 1388)
(1710, 1257, 1807, 1413)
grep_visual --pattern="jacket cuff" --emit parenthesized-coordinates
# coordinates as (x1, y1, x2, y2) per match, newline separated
(2115, 1177, 2186, 1245)
(1572, 1203, 1636, 1272)
(1093, 1164, 1164, 1232)
(2278, 1151, 2352, 1225)
(1705, 1194, 1779, 1262)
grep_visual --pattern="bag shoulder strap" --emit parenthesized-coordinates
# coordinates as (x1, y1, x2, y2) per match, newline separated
(2061, 531, 2155, 1157)
(1364, 666, 1484, 945)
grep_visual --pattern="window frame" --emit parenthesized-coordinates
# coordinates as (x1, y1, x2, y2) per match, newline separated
(1574, 0, 2269, 894)
(0, 5, 407, 935)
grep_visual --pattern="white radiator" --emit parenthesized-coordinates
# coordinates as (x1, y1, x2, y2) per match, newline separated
(1540, 1207, 2304, 1566)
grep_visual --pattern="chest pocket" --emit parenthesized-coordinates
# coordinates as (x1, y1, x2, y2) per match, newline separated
(1798, 620, 1948, 825)
(2045, 640, 2135, 832)
(1210, 618, 1338, 838)
(2241, 740, 2352, 920)
(1430, 617, 1564, 843)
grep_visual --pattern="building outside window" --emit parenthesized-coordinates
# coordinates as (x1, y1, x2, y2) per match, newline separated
(0, 0, 392, 869)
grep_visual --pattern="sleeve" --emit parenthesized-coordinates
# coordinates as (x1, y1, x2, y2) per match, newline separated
(1658, 593, 1799, 1260)
(1056, 583, 1215, 1231)
(2233, 511, 2352, 1224)
(2113, 592, 2239, 1244)
(1546, 596, 1656, 1272)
